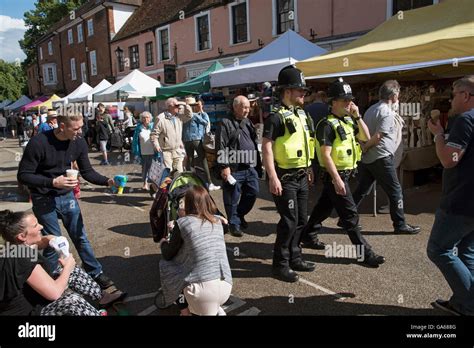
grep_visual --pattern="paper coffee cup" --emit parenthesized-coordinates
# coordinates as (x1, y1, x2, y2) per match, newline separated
(66, 169, 79, 179)
(430, 109, 440, 122)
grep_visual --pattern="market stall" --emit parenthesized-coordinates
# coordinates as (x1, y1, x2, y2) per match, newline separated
(20, 96, 50, 113)
(210, 30, 326, 88)
(3, 96, 31, 112)
(53, 82, 92, 107)
(68, 79, 112, 103)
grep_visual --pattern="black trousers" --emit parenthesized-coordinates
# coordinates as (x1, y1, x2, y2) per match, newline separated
(353, 155, 406, 229)
(272, 172, 308, 269)
(303, 173, 373, 255)
(184, 140, 212, 184)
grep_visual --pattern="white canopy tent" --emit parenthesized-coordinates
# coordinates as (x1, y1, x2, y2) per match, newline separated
(210, 30, 327, 87)
(4, 95, 32, 111)
(68, 79, 112, 103)
(94, 69, 161, 102)
(53, 83, 93, 107)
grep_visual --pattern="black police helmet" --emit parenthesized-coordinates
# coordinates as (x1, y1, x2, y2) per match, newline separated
(277, 65, 308, 90)
(328, 77, 354, 101)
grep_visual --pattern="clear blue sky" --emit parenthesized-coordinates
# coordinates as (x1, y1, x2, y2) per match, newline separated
(0, 0, 36, 19)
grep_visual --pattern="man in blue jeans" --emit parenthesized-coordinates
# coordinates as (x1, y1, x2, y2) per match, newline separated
(427, 75, 474, 316)
(216, 96, 262, 237)
(18, 113, 125, 298)
(352, 80, 420, 234)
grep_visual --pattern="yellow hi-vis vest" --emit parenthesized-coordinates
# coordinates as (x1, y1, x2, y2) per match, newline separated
(273, 106, 315, 169)
(315, 114, 362, 171)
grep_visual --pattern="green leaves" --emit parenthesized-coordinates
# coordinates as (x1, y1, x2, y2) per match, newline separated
(0, 60, 27, 100)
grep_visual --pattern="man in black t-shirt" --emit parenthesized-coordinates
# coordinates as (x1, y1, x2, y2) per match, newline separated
(17, 114, 123, 295)
(216, 96, 262, 238)
(427, 76, 474, 316)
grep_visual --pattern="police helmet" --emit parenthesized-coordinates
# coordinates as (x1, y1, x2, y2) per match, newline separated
(277, 65, 308, 90)
(328, 78, 354, 101)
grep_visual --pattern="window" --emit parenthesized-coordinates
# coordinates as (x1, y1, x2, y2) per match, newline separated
(230, 2, 248, 44)
(276, 0, 295, 34)
(70, 58, 77, 80)
(157, 27, 170, 61)
(145, 42, 154, 66)
(117, 49, 124, 72)
(196, 13, 211, 51)
(89, 50, 97, 76)
(87, 19, 94, 36)
(80, 62, 87, 82)
(39, 47, 43, 60)
(392, 0, 436, 15)
(129, 45, 139, 69)
(48, 41, 53, 55)
(42, 64, 57, 85)
(77, 24, 83, 43)
(68, 29, 74, 44)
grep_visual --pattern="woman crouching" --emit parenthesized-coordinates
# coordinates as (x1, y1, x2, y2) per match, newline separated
(159, 186, 232, 315)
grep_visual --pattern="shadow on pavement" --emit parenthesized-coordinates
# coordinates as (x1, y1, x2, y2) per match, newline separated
(109, 222, 153, 239)
(80, 194, 151, 208)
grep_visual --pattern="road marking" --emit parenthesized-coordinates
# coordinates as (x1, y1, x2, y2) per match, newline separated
(123, 292, 158, 303)
(2, 148, 21, 156)
(127, 203, 145, 212)
(138, 305, 158, 316)
(298, 277, 347, 300)
(238, 307, 261, 316)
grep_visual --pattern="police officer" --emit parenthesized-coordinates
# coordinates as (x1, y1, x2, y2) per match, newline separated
(262, 65, 316, 282)
(301, 78, 385, 268)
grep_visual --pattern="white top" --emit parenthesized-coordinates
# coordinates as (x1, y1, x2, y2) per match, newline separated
(139, 128, 155, 155)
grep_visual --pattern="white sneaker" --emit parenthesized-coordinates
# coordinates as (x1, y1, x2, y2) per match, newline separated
(208, 183, 221, 191)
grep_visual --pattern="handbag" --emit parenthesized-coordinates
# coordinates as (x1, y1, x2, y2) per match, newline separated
(148, 154, 167, 186)
(202, 131, 216, 154)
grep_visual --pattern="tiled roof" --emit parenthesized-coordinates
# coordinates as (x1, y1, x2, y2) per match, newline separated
(112, 0, 224, 42)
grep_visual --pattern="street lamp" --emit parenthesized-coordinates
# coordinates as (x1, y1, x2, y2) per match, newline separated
(115, 46, 123, 58)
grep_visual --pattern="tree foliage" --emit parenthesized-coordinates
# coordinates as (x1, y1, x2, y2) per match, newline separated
(0, 59, 27, 101)
(20, 0, 88, 67)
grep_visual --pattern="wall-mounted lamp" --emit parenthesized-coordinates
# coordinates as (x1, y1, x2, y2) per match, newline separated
(218, 47, 224, 56)
(310, 28, 317, 41)
(258, 39, 264, 48)
(115, 46, 123, 58)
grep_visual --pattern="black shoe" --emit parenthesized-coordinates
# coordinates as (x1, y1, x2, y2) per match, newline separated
(239, 216, 248, 230)
(94, 273, 115, 290)
(394, 224, 421, 235)
(431, 299, 462, 316)
(290, 260, 316, 272)
(229, 225, 243, 237)
(300, 239, 326, 250)
(361, 253, 385, 268)
(272, 268, 299, 283)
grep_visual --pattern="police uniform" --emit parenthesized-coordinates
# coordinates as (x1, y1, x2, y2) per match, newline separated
(263, 66, 316, 282)
(301, 78, 385, 268)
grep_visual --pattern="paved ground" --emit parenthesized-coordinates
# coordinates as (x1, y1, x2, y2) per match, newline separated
(0, 137, 452, 316)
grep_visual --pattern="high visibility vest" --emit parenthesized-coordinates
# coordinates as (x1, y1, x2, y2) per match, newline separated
(315, 114, 362, 171)
(273, 106, 315, 169)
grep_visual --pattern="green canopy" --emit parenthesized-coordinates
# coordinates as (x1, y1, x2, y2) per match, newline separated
(153, 61, 224, 100)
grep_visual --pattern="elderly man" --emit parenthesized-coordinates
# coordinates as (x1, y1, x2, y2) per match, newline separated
(216, 95, 262, 237)
(352, 80, 420, 235)
(427, 75, 474, 316)
(151, 97, 192, 174)
(38, 110, 58, 134)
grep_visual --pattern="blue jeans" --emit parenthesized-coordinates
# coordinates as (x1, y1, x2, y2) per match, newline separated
(222, 167, 259, 227)
(427, 209, 474, 315)
(353, 155, 406, 228)
(32, 191, 103, 278)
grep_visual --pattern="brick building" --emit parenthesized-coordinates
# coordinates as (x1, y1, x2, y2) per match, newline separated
(29, 0, 142, 97)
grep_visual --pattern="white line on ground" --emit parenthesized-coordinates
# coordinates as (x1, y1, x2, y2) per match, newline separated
(138, 305, 158, 316)
(237, 307, 261, 316)
(127, 203, 145, 212)
(123, 292, 158, 303)
(298, 277, 347, 300)
(2, 148, 21, 156)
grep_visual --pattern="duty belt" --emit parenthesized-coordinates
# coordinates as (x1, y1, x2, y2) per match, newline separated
(320, 169, 356, 181)
(278, 168, 310, 182)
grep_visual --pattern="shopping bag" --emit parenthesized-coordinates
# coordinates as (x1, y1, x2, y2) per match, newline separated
(148, 155, 167, 186)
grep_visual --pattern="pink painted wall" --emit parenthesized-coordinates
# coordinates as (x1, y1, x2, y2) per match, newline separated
(110, 0, 444, 83)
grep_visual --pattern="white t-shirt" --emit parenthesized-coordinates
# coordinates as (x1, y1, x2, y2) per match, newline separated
(139, 128, 155, 155)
